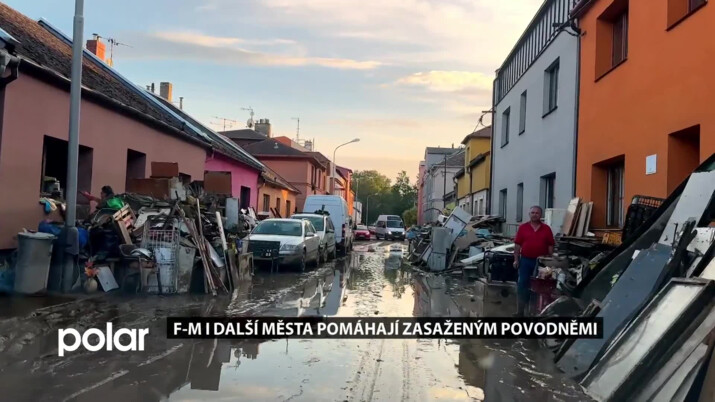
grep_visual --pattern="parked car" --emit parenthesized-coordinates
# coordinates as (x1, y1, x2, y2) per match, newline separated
(303, 195, 354, 256)
(368, 224, 376, 235)
(354, 225, 371, 241)
(291, 213, 337, 263)
(247, 219, 321, 271)
(375, 216, 406, 240)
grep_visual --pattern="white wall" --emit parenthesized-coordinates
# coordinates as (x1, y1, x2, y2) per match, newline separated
(491, 30, 578, 228)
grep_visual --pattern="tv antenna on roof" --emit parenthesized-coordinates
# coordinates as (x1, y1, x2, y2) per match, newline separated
(92, 33, 132, 67)
(213, 116, 238, 132)
(292, 117, 300, 141)
(242, 107, 255, 128)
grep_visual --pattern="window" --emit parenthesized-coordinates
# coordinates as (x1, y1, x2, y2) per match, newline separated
(125, 149, 146, 190)
(478, 198, 484, 215)
(499, 189, 507, 219)
(607, 163, 625, 227)
(305, 222, 316, 235)
(612, 11, 628, 67)
(668, 0, 707, 29)
(516, 183, 524, 222)
(286, 200, 292, 217)
(41, 136, 93, 200)
(240, 186, 251, 210)
(519, 91, 527, 134)
(276, 197, 282, 213)
(501, 108, 511, 147)
(544, 60, 559, 115)
(541, 173, 556, 209)
(262, 194, 270, 212)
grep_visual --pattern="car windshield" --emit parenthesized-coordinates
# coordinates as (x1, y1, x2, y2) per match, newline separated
(253, 221, 302, 236)
(357, 225, 368, 230)
(296, 216, 324, 231)
(387, 221, 404, 228)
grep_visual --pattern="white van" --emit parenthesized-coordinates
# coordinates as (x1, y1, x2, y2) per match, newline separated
(303, 195, 354, 255)
(375, 215, 406, 240)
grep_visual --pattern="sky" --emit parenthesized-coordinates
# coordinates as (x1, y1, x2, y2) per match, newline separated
(6, 0, 544, 181)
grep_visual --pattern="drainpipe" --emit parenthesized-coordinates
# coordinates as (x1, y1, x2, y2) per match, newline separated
(488, 77, 497, 216)
(572, 20, 582, 199)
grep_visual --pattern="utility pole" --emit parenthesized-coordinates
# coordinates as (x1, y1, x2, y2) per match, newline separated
(443, 154, 447, 213)
(63, 0, 84, 292)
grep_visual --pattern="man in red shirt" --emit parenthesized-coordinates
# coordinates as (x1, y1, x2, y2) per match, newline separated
(513, 205, 555, 316)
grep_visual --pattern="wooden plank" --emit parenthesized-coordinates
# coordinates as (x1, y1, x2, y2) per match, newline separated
(584, 202, 594, 235)
(562, 197, 581, 236)
(575, 202, 589, 237)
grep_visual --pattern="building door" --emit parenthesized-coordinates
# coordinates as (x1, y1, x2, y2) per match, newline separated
(240, 186, 251, 210)
(607, 163, 625, 228)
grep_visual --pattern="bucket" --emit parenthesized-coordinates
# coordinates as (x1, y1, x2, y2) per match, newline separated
(14, 232, 56, 294)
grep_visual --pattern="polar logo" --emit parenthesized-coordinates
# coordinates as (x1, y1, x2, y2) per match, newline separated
(58, 323, 149, 357)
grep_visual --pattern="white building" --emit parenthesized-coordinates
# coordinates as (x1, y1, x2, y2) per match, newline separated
(491, 0, 579, 236)
(422, 149, 464, 223)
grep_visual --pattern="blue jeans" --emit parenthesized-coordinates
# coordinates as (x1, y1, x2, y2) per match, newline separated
(517, 257, 538, 303)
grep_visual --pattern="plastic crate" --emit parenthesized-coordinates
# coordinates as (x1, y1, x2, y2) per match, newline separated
(622, 195, 664, 243)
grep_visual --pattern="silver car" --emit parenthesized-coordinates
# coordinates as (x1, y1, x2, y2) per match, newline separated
(247, 219, 321, 271)
(291, 213, 337, 263)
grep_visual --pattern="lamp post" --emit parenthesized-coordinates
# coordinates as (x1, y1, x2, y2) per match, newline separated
(366, 193, 378, 225)
(332, 138, 360, 193)
(63, 0, 85, 292)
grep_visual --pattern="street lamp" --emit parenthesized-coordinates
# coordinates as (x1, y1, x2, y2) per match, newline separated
(366, 193, 378, 225)
(332, 138, 360, 193)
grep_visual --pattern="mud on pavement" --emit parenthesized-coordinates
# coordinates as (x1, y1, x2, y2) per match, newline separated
(0, 241, 591, 402)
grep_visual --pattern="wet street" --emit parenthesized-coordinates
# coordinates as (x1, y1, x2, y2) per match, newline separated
(0, 241, 590, 402)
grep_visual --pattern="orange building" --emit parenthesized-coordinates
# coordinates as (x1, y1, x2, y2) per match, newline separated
(574, 0, 714, 228)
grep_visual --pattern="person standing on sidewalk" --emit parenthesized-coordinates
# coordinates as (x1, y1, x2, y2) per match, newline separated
(513, 205, 555, 316)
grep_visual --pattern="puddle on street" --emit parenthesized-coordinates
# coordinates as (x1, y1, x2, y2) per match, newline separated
(0, 241, 590, 401)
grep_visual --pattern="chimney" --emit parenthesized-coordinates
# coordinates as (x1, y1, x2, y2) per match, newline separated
(150, 83, 155, 93)
(179, 97, 184, 110)
(255, 118, 272, 138)
(160, 82, 173, 102)
(86, 37, 106, 62)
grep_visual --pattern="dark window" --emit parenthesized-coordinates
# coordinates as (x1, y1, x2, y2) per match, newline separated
(607, 163, 625, 227)
(519, 91, 527, 134)
(501, 108, 510, 147)
(499, 189, 508, 219)
(544, 60, 559, 115)
(541, 173, 556, 209)
(286, 200, 292, 217)
(612, 11, 628, 67)
(668, 0, 707, 28)
(276, 197, 281, 212)
(125, 149, 146, 190)
(262, 194, 270, 212)
(41, 136, 93, 200)
(516, 183, 524, 222)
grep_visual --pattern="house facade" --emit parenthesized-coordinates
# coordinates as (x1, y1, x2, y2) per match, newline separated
(420, 147, 460, 223)
(455, 126, 492, 216)
(0, 4, 212, 249)
(242, 139, 329, 212)
(423, 149, 465, 223)
(491, 0, 579, 235)
(257, 165, 300, 218)
(573, 0, 715, 228)
(417, 162, 426, 224)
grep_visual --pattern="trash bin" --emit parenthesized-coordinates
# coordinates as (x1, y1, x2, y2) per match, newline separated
(14, 232, 56, 295)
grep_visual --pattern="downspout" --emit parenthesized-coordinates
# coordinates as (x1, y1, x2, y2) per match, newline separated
(488, 77, 497, 216)
(572, 20, 582, 199)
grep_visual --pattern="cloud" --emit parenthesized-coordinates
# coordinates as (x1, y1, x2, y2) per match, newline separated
(122, 31, 381, 70)
(394, 71, 493, 93)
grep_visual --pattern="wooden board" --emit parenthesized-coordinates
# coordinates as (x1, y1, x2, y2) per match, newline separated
(562, 198, 581, 236)
(584, 202, 594, 235)
(568, 202, 582, 236)
(575, 203, 589, 237)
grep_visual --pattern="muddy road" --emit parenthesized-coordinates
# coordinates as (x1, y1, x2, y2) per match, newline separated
(0, 241, 590, 401)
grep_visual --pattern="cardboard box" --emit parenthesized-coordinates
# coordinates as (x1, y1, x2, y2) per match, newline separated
(150, 162, 179, 178)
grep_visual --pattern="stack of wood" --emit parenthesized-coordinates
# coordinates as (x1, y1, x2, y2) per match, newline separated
(561, 197, 594, 237)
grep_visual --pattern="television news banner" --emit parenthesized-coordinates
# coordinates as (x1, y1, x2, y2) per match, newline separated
(57, 316, 603, 356)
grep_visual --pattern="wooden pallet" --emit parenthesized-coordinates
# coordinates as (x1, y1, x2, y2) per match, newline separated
(113, 205, 136, 244)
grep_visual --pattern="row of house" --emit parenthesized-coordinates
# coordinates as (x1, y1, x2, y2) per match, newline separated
(419, 0, 714, 234)
(0, 3, 354, 250)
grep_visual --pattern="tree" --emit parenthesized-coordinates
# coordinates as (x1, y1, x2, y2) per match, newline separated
(402, 206, 417, 227)
(352, 170, 417, 224)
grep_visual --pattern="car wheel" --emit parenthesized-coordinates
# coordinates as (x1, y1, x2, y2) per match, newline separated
(299, 250, 306, 272)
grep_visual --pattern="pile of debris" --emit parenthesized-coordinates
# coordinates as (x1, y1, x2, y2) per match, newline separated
(23, 163, 258, 296)
(542, 154, 715, 401)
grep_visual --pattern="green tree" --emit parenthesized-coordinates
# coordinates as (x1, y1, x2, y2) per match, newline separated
(353, 170, 417, 224)
(402, 206, 417, 227)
